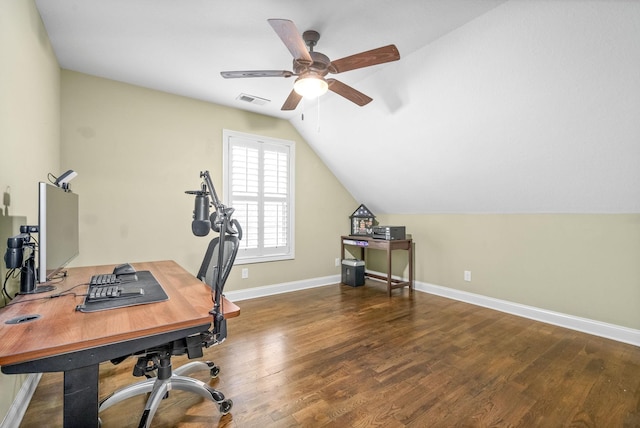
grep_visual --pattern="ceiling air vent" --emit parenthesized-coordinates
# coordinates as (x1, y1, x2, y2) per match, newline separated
(236, 93, 270, 106)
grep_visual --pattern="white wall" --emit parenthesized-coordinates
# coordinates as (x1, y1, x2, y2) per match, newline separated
(293, 1, 640, 214)
(323, 0, 640, 333)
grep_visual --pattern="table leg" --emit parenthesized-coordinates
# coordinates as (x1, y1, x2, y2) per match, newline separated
(387, 247, 392, 296)
(64, 364, 99, 427)
(409, 241, 414, 294)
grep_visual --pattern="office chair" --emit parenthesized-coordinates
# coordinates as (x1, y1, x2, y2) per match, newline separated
(99, 171, 242, 428)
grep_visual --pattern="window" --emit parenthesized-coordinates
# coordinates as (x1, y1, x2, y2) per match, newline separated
(223, 130, 295, 263)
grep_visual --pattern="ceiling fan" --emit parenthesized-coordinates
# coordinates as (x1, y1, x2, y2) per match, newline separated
(220, 19, 400, 111)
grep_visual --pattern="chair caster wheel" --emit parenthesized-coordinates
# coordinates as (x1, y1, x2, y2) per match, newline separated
(219, 399, 233, 415)
(205, 361, 220, 378)
(210, 365, 220, 378)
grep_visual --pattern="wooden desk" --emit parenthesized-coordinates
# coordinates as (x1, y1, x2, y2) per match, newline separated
(0, 260, 239, 428)
(341, 236, 414, 296)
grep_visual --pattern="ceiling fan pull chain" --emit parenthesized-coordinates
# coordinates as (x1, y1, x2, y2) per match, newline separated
(317, 97, 321, 133)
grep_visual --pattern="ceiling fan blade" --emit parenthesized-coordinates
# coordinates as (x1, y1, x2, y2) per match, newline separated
(221, 70, 294, 79)
(268, 19, 313, 65)
(329, 44, 400, 74)
(281, 89, 303, 111)
(327, 79, 372, 106)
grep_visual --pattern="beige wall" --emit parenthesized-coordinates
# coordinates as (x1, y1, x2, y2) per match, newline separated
(0, 0, 60, 421)
(60, 70, 357, 291)
(371, 214, 640, 330)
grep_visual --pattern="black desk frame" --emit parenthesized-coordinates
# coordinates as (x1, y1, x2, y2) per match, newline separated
(2, 323, 210, 427)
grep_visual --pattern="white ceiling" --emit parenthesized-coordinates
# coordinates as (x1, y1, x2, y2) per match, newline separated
(35, 0, 640, 214)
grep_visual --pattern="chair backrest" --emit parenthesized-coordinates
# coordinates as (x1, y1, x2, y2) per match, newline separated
(196, 235, 240, 293)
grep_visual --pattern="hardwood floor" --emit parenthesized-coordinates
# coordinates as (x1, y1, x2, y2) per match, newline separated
(20, 281, 640, 427)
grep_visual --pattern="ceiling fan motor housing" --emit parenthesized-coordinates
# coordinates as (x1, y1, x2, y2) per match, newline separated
(294, 51, 330, 76)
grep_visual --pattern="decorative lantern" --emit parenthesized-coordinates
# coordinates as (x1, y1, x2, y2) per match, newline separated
(349, 204, 376, 236)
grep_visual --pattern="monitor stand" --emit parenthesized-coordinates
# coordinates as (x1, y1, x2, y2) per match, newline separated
(18, 257, 56, 294)
(18, 285, 56, 295)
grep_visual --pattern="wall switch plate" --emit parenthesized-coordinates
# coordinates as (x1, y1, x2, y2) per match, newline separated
(464, 270, 472, 282)
(335, 258, 341, 267)
(242, 268, 249, 279)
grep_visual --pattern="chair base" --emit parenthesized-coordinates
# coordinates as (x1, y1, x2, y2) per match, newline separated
(99, 360, 232, 428)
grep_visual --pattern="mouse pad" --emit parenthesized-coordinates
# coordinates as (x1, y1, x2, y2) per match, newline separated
(78, 270, 169, 313)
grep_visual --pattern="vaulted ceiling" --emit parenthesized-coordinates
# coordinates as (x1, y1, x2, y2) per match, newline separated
(35, 0, 640, 214)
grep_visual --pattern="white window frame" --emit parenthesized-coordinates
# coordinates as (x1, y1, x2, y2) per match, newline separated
(223, 129, 295, 264)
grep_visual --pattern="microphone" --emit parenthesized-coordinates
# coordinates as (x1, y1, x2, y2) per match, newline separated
(191, 194, 211, 236)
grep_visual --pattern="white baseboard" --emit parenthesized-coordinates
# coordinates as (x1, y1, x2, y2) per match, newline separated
(225, 274, 640, 347)
(225, 274, 341, 301)
(415, 281, 640, 347)
(0, 373, 41, 428)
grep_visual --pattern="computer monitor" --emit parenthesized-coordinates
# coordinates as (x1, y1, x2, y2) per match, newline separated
(38, 182, 79, 283)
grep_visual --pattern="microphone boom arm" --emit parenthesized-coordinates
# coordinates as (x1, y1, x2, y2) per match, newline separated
(200, 171, 240, 238)
(201, 171, 221, 210)
(188, 170, 243, 345)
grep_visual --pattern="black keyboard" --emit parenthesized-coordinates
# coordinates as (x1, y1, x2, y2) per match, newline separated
(86, 284, 145, 302)
(89, 273, 119, 286)
(88, 285, 121, 301)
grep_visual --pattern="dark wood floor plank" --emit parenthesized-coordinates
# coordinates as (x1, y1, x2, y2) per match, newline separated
(19, 281, 640, 427)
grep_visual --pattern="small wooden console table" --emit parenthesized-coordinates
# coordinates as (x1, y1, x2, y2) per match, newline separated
(340, 235, 414, 296)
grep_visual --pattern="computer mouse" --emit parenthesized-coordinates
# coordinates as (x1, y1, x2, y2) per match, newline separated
(113, 263, 136, 276)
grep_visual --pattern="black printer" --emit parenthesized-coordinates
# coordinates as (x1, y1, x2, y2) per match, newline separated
(372, 226, 406, 240)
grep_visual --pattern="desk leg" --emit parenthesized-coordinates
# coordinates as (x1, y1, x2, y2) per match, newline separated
(64, 364, 99, 427)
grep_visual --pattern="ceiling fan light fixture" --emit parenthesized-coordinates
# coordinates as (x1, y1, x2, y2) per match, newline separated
(293, 74, 328, 99)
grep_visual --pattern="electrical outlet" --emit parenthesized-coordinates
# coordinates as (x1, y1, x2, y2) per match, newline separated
(335, 258, 341, 267)
(241, 268, 249, 279)
(464, 270, 471, 282)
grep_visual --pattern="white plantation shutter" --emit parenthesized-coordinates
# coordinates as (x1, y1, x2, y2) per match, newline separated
(223, 130, 295, 263)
